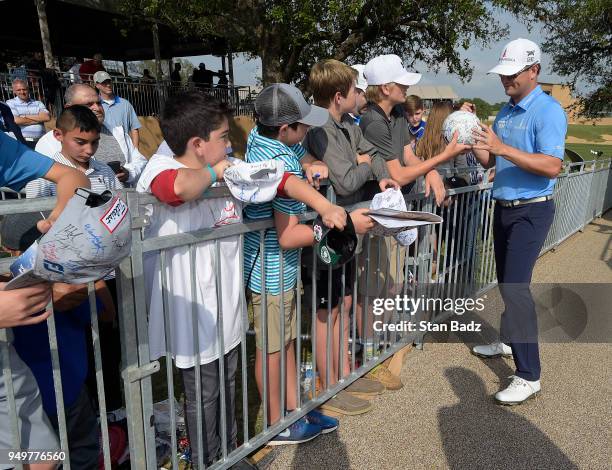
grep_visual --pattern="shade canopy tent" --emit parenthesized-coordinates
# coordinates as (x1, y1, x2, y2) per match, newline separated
(0, 0, 229, 61)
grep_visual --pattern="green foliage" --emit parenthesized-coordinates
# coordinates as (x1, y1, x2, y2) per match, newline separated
(117, 0, 543, 86)
(461, 98, 501, 120)
(538, 0, 611, 119)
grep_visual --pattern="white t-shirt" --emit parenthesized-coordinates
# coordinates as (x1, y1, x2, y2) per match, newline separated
(137, 154, 244, 368)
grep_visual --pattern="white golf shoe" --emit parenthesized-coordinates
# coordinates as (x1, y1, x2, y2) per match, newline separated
(495, 375, 541, 405)
(472, 342, 513, 358)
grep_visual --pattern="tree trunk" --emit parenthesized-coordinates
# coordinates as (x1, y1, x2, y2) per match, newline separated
(261, 54, 285, 85)
(34, 0, 54, 68)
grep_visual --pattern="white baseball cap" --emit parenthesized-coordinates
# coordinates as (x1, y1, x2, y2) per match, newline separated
(223, 158, 286, 204)
(364, 55, 421, 86)
(351, 64, 368, 92)
(488, 38, 541, 76)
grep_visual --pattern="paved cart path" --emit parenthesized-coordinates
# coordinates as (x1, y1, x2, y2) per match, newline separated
(263, 212, 611, 470)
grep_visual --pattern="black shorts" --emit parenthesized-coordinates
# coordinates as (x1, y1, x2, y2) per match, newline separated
(315, 259, 356, 310)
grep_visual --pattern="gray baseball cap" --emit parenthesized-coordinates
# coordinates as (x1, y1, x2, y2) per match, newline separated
(255, 83, 328, 127)
(5, 188, 132, 289)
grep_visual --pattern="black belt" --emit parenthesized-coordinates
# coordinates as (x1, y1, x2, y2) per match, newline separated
(496, 195, 553, 208)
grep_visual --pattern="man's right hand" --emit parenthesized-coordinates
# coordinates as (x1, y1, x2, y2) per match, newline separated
(356, 154, 372, 165)
(0, 282, 52, 328)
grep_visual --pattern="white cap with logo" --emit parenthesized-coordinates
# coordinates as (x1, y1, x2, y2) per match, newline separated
(364, 54, 421, 86)
(488, 38, 541, 76)
(351, 64, 368, 92)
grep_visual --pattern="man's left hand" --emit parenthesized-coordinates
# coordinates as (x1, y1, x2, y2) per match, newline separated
(473, 123, 504, 155)
(424, 170, 447, 206)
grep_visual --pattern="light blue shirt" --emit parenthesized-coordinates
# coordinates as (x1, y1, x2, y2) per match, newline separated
(101, 95, 141, 133)
(492, 86, 567, 200)
(6, 97, 48, 139)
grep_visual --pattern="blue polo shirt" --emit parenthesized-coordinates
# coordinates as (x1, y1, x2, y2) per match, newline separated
(492, 86, 567, 200)
(101, 95, 141, 133)
(0, 131, 53, 190)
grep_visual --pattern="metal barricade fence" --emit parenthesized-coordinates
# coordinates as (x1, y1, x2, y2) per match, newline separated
(1, 72, 254, 118)
(0, 159, 610, 469)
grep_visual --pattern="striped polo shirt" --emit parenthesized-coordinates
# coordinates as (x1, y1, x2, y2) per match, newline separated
(243, 128, 306, 295)
(25, 151, 123, 198)
(6, 97, 48, 139)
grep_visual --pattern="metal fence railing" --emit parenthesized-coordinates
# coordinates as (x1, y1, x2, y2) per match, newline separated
(0, 72, 254, 118)
(0, 159, 610, 469)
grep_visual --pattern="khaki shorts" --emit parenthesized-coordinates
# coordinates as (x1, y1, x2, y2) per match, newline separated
(357, 235, 406, 298)
(251, 290, 297, 353)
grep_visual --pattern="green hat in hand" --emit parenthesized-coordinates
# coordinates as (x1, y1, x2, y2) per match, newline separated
(313, 211, 357, 268)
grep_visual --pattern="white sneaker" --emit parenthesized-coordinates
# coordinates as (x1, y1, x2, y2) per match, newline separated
(472, 342, 512, 358)
(495, 376, 541, 405)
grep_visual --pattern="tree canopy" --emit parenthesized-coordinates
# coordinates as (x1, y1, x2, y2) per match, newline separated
(539, 0, 611, 119)
(118, 0, 610, 118)
(117, 0, 540, 86)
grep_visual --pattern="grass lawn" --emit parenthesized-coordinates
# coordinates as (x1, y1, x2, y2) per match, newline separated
(565, 142, 612, 160)
(567, 124, 612, 142)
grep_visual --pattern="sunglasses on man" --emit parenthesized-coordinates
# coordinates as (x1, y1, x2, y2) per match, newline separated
(501, 63, 540, 80)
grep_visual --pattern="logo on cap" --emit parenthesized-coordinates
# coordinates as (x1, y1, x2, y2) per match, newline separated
(313, 224, 323, 242)
(320, 246, 331, 264)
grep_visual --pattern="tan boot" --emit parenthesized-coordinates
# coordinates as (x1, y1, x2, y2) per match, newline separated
(366, 365, 403, 390)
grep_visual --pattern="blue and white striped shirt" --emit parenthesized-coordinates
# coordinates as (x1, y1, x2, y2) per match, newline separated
(6, 97, 48, 139)
(243, 128, 306, 295)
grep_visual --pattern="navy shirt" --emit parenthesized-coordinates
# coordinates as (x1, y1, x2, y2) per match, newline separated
(492, 86, 567, 200)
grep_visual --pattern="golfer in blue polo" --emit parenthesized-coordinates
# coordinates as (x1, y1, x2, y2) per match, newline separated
(470, 38, 567, 405)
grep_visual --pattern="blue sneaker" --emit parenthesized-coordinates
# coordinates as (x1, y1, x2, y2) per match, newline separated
(306, 409, 339, 434)
(268, 417, 322, 446)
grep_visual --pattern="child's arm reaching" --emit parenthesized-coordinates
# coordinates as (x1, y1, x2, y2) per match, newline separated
(150, 160, 231, 204)
(274, 174, 347, 251)
(278, 174, 346, 230)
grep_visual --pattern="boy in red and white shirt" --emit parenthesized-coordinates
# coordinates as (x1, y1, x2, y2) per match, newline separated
(137, 92, 347, 466)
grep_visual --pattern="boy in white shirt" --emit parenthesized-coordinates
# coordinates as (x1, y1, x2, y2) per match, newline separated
(25, 105, 122, 198)
(137, 92, 347, 466)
